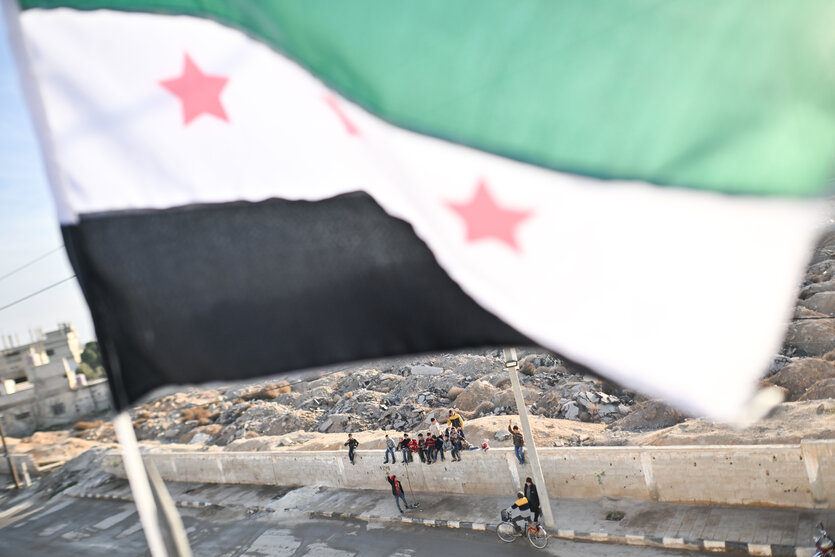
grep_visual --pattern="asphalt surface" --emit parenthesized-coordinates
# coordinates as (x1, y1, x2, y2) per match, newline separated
(0, 493, 724, 556)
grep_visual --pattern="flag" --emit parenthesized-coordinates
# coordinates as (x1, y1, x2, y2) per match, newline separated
(8, 1, 835, 419)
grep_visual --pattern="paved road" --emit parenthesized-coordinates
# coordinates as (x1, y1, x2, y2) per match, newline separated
(0, 494, 723, 556)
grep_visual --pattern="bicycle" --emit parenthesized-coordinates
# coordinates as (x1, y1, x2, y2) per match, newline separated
(496, 510, 548, 549)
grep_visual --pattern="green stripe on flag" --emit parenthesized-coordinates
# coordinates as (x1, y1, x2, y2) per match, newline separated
(20, 0, 835, 197)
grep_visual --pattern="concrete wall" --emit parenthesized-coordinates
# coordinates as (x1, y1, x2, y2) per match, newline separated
(106, 441, 835, 509)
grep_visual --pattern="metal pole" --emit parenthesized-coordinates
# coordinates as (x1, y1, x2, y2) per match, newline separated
(503, 348, 554, 527)
(0, 415, 22, 489)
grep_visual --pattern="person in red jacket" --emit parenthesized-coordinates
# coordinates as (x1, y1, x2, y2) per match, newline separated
(424, 434, 435, 464)
(386, 474, 409, 513)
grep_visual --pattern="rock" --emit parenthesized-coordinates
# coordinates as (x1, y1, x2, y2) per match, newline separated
(764, 358, 835, 401)
(492, 388, 538, 409)
(495, 430, 511, 441)
(800, 279, 835, 300)
(612, 401, 684, 432)
(447, 386, 464, 400)
(454, 380, 498, 412)
(188, 433, 210, 445)
(179, 424, 222, 444)
(806, 259, 835, 284)
(598, 404, 618, 417)
(240, 386, 279, 401)
(798, 378, 835, 401)
(561, 401, 580, 421)
(800, 292, 835, 316)
(318, 418, 334, 433)
(410, 365, 444, 376)
(519, 361, 536, 376)
(783, 319, 835, 356)
(490, 375, 511, 389)
(473, 400, 495, 417)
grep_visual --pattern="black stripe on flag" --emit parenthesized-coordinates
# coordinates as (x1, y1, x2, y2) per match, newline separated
(63, 191, 531, 409)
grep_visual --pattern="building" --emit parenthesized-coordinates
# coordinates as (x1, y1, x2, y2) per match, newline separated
(0, 324, 110, 436)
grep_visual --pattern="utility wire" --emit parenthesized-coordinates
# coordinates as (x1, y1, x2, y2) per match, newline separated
(0, 245, 65, 283)
(0, 275, 76, 313)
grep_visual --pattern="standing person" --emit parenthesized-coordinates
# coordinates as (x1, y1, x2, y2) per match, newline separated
(399, 434, 412, 463)
(509, 421, 525, 464)
(386, 474, 409, 514)
(524, 477, 541, 523)
(429, 417, 443, 438)
(448, 409, 463, 429)
(384, 434, 397, 464)
(344, 433, 359, 465)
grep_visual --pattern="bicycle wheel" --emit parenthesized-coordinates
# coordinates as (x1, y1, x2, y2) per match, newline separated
(496, 522, 517, 543)
(527, 524, 548, 549)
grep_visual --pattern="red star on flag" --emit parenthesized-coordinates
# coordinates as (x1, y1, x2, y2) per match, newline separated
(447, 180, 533, 252)
(160, 54, 229, 125)
(324, 95, 360, 136)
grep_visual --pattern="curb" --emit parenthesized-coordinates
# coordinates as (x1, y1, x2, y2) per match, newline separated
(307, 510, 817, 557)
(69, 491, 272, 514)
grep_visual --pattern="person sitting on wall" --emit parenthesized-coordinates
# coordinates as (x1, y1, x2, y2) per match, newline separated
(344, 433, 359, 465)
(384, 434, 397, 464)
(508, 421, 525, 464)
(398, 434, 413, 463)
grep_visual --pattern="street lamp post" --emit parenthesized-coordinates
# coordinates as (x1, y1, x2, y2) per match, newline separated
(503, 347, 554, 527)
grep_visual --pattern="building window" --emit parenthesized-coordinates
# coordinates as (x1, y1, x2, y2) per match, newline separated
(51, 403, 66, 416)
(14, 412, 30, 421)
(46, 349, 55, 356)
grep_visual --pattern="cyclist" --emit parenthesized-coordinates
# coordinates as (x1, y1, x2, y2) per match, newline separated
(504, 491, 532, 532)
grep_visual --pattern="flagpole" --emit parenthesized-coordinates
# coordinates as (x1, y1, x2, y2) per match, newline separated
(113, 412, 169, 557)
(503, 347, 554, 527)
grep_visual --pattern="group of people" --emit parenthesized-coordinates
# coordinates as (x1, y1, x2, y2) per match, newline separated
(345, 411, 529, 469)
(382, 411, 470, 464)
(341, 409, 538, 519)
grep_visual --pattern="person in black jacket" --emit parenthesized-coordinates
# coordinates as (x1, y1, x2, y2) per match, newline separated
(524, 477, 541, 522)
(344, 433, 359, 465)
(398, 434, 413, 462)
(386, 474, 409, 513)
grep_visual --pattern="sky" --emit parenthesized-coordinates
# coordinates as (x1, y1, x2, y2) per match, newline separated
(0, 7, 95, 345)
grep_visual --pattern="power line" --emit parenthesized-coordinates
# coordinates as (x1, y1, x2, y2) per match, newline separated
(0, 245, 65, 283)
(0, 275, 77, 313)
